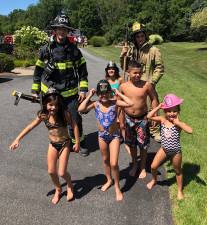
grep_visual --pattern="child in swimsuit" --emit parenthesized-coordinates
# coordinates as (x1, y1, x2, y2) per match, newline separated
(105, 61, 123, 91)
(146, 94, 193, 200)
(120, 61, 159, 179)
(105, 61, 126, 146)
(10, 88, 80, 204)
(78, 80, 133, 201)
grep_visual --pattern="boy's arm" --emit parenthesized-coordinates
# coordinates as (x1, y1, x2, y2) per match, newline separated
(10, 117, 42, 150)
(173, 118, 193, 134)
(114, 89, 133, 107)
(78, 89, 96, 112)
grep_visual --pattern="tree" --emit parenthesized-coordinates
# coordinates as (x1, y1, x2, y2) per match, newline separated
(78, 0, 103, 37)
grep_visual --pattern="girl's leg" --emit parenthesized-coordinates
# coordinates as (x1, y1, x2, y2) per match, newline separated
(171, 153, 184, 200)
(129, 147, 138, 177)
(99, 138, 113, 191)
(139, 149, 147, 179)
(58, 146, 74, 201)
(47, 144, 62, 204)
(147, 147, 167, 189)
(109, 138, 123, 201)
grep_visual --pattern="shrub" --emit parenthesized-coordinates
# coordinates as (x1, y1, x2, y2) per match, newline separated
(149, 34, 164, 45)
(89, 36, 106, 47)
(13, 45, 38, 61)
(14, 59, 36, 67)
(14, 26, 48, 50)
(0, 53, 15, 72)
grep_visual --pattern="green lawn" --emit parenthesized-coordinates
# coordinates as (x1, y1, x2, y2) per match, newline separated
(86, 43, 207, 225)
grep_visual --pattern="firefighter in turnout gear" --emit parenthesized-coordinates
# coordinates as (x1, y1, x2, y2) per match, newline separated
(31, 12, 89, 156)
(120, 22, 164, 142)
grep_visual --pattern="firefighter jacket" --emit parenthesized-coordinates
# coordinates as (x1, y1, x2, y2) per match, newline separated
(31, 38, 88, 98)
(120, 42, 164, 84)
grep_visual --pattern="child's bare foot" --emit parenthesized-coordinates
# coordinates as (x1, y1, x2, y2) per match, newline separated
(67, 185, 74, 201)
(129, 163, 138, 177)
(147, 179, 156, 190)
(138, 169, 147, 179)
(115, 188, 123, 201)
(52, 188, 62, 204)
(177, 191, 184, 200)
(101, 180, 113, 192)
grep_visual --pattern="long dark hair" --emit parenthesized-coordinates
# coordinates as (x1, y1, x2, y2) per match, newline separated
(38, 94, 67, 125)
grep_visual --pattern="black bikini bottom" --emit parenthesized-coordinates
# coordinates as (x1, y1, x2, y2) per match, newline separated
(50, 139, 69, 152)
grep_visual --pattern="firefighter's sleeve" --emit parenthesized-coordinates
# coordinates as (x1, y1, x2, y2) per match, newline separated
(31, 46, 47, 94)
(152, 48, 164, 85)
(76, 49, 88, 92)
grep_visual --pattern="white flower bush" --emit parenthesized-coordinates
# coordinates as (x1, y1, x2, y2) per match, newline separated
(14, 26, 48, 49)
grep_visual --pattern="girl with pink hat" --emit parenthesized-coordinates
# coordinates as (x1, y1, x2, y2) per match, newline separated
(146, 94, 193, 200)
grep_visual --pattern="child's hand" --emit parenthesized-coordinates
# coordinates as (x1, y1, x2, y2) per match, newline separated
(73, 143, 80, 153)
(88, 88, 96, 97)
(172, 116, 180, 125)
(159, 103, 163, 108)
(9, 140, 20, 151)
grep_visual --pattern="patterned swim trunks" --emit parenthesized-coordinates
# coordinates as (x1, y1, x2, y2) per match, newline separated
(125, 113, 150, 150)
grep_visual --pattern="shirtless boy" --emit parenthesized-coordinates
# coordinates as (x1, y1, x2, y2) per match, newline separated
(120, 61, 159, 178)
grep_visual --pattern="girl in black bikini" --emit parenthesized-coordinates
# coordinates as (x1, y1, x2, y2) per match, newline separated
(10, 88, 80, 204)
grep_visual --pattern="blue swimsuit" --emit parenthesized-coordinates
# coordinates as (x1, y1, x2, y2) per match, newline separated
(95, 101, 120, 143)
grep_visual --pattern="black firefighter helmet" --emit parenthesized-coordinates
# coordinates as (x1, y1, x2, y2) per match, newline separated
(51, 12, 74, 30)
(96, 80, 112, 95)
(105, 61, 119, 73)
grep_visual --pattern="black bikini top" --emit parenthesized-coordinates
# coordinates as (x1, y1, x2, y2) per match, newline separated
(44, 119, 65, 129)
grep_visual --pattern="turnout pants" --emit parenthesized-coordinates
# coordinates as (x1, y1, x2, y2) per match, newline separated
(64, 95, 83, 142)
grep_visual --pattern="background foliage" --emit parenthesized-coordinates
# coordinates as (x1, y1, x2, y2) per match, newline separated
(1, 0, 207, 43)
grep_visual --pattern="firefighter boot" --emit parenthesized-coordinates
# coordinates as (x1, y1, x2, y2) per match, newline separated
(80, 137, 89, 157)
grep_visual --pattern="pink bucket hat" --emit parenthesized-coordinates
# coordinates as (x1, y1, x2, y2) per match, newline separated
(161, 94, 183, 109)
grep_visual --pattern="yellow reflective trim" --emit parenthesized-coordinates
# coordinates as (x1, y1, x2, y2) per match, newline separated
(41, 82, 49, 93)
(80, 81, 88, 88)
(66, 61, 74, 68)
(32, 83, 40, 90)
(76, 57, 86, 66)
(36, 59, 45, 68)
(60, 87, 78, 97)
(55, 63, 66, 70)
(55, 62, 74, 69)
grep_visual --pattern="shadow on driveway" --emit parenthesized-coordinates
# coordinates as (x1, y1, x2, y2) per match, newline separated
(0, 77, 13, 83)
